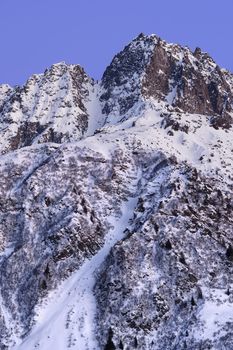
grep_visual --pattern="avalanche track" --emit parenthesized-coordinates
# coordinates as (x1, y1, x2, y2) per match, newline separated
(13, 194, 139, 350)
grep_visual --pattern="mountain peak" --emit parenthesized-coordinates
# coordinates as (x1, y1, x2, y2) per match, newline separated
(100, 34, 233, 127)
(134, 32, 160, 42)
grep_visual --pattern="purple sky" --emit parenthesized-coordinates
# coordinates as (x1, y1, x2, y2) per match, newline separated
(1, 0, 232, 86)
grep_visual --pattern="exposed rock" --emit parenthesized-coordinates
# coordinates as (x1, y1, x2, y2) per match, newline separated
(95, 165, 233, 349)
(100, 34, 233, 128)
(0, 63, 96, 154)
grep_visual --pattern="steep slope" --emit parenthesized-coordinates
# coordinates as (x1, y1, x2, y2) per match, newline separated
(100, 33, 233, 128)
(0, 63, 104, 154)
(0, 34, 232, 350)
(13, 180, 140, 350)
(95, 156, 233, 349)
(0, 141, 140, 347)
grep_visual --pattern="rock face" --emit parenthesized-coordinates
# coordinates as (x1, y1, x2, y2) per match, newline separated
(101, 33, 233, 127)
(0, 63, 96, 154)
(95, 166, 233, 349)
(0, 34, 232, 350)
(100, 34, 157, 118)
(143, 40, 233, 119)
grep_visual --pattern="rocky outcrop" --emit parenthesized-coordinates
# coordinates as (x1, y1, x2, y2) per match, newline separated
(100, 33, 157, 118)
(0, 63, 95, 154)
(95, 165, 233, 349)
(143, 41, 233, 121)
(0, 143, 141, 347)
(100, 33, 233, 128)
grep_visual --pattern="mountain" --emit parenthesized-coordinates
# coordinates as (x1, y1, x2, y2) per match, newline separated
(0, 34, 232, 350)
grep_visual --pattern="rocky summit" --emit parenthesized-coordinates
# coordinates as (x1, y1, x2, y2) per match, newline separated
(0, 34, 232, 350)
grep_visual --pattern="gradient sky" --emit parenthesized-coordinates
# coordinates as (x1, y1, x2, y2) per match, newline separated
(0, 0, 232, 86)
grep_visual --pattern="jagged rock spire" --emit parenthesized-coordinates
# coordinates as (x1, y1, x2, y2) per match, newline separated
(100, 34, 233, 127)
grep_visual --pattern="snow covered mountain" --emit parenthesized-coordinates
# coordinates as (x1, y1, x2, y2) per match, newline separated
(0, 34, 233, 350)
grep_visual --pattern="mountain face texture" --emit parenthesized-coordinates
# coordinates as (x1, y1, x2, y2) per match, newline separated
(0, 34, 233, 350)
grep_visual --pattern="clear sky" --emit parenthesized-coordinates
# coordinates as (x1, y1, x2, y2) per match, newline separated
(0, 0, 232, 86)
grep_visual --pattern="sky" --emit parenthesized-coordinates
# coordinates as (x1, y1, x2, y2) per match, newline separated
(0, 0, 232, 86)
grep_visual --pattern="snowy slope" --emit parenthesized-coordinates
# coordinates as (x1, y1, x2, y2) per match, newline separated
(13, 194, 139, 350)
(0, 63, 105, 154)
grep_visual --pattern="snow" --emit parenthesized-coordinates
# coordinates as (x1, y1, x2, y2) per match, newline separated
(12, 187, 139, 350)
(166, 83, 177, 104)
(100, 101, 233, 187)
(84, 83, 106, 137)
(197, 288, 233, 339)
(0, 244, 15, 260)
(0, 292, 23, 348)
